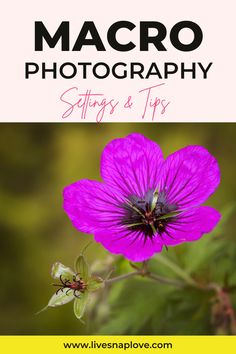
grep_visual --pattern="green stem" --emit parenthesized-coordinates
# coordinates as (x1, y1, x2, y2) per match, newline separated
(105, 266, 185, 288)
(105, 271, 139, 284)
(105, 255, 201, 289)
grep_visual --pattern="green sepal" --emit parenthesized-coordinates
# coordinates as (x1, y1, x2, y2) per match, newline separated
(51, 262, 74, 281)
(48, 288, 74, 307)
(73, 292, 88, 321)
(75, 255, 90, 282)
(87, 276, 104, 292)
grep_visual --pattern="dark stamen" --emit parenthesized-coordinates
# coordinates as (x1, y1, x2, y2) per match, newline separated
(121, 189, 178, 239)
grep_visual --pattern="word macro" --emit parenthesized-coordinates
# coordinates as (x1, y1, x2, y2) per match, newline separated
(34, 21, 203, 52)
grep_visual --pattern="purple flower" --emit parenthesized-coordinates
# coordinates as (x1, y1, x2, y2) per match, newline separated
(63, 133, 221, 262)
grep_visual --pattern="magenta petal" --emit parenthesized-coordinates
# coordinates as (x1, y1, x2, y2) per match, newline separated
(162, 206, 221, 246)
(63, 179, 125, 234)
(160, 146, 220, 208)
(100, 133, 164, 198)
(94, 228, 163, 262)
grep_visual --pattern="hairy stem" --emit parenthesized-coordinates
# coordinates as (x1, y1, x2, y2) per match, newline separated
(105, 263, 185, 288)
(105, 271, 139, 284)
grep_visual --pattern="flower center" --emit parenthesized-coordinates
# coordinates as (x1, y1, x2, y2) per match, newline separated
(121, 189, 178, 238)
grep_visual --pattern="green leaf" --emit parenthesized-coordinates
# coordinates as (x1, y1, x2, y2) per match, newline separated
(48, 288, 74, 307)
(210, 203, 236, 237)
(181, 234, 223, 274)
(97, 278, 174, 334)
(154, 253, 198, 287)
(181, 203, 236, 274)
(87, 276, 104, 292)
(75, 255, 90, 282)
(73, 292, 88, 321)
(51, 262, 74, 281)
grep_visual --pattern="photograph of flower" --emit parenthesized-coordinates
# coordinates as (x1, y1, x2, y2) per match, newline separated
(63, 133, 220, 261)
(0, 123, 236, 335)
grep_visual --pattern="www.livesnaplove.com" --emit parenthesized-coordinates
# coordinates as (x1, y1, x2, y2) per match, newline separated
(63, 340, 173, 350)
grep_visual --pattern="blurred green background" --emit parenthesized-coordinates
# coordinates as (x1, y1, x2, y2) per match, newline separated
(0, 123, 236, 335)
